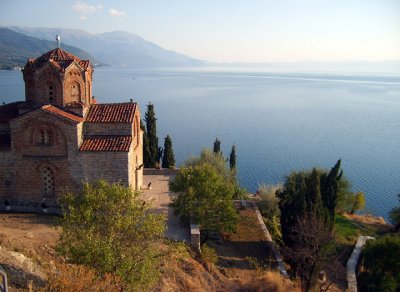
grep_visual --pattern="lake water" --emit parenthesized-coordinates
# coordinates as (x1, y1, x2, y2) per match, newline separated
(1, 67, 399, 219)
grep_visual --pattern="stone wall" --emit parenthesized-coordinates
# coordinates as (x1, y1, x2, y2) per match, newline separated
(190, 223, 201, 251)
(144, 168, 179, 176)
(79, 151, 130, 186)
(249, 201, 289, 277)
(1, 110, 82, 210)
(0, 151, 15, 205)
(346, 235, 375, 292)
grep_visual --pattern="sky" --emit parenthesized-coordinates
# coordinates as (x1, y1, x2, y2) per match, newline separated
(0, 0, 399, 63)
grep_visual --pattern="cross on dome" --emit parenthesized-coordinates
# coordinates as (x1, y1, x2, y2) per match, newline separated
(56, 34, 61, 48)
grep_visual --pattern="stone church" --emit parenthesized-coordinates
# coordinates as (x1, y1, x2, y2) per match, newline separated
(0, 41, 143, 213)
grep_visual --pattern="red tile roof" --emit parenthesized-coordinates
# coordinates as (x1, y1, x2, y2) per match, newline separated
(25, 48, 91, 71)
(85, 103, 137, 123)
(42, 105, 84, 123)
(80, 135, 132, 152)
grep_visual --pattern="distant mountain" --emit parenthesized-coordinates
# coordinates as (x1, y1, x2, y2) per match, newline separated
(0, 28, 99, 70)
(6, 26, 204, 68)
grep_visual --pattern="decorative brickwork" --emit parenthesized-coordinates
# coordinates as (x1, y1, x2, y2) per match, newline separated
(0, 45, 143, 213)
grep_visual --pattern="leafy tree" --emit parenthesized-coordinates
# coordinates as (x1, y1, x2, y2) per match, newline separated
(185, 148, 245, 199)
(213, 138, 221, 154)
(350, 191, 366, 214)
(389, 194, 400, 232)
(186, 148, 235, 184)
(145, 102, 159, 168)
(358, 235, 400, 291)
(162, 134, 175, 168)
(141, 120, 152, 168)
(170, 163, 238, 234)
(229, 145, 236, 171)
(57, 181, 166, 290)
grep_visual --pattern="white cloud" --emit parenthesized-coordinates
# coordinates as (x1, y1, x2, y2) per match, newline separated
(109, 8, 126, 17)
(80, 15, 87, 20)
(73, 1, 101, 14)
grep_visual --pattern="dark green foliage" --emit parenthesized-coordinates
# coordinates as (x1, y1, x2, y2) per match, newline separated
(229, 145, 236, 171)
(358, 235, 400, 292)
(157, 146, 163, 166)
(278, 160, 345, 290)
(283, 214, 332, 292)
(144, 103, 159, 168)
(390, 194, 400, 232)
(213, 138, 221, 154)
(170, 163, 238, 234)
(320, 159, 343, 230)
(162, 135, 175, 168)
(57, 181, 166, 290)
(278, 160, 344, 245)
(141, 120, 152, 168)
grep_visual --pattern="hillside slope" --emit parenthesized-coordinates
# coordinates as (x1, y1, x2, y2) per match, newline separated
(0, 28, 99, 69)
(6, 26, 204, 68)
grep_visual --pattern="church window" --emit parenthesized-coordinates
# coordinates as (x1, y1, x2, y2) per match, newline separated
(39, 129, 52, 145)
(71, 82, 81, 102)
(42, 167, 55, 196)
(48, 85, 54, 104)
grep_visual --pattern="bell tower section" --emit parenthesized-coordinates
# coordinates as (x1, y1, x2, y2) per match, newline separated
(22, 36, 93, 113)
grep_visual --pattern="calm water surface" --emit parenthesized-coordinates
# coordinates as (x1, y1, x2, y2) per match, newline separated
(1, 67, 399, 219)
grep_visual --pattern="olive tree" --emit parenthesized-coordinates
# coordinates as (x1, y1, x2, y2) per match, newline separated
(170, 163, 238, 234)
(57, 181, 166, 290)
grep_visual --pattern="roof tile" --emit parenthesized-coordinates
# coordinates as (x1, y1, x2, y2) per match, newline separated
(25, 48, 91, 71)
(42, 105, 84, 123)
(86, 103, 136, 123)
(80, 135, 132, 152)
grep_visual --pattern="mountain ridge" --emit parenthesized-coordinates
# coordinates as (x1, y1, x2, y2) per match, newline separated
(4, 26, 204, 68)
(0, 28, 100, 69)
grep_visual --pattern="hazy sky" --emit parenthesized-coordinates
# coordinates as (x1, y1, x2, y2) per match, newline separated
(0, 0, 399, 62)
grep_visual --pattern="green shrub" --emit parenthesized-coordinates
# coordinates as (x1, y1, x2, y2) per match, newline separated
(201, 244, 218, 265)
(57, 181, 166, 290)
(358, 235, 400, 292)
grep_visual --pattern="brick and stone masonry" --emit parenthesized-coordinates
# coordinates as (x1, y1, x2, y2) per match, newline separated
(0, 44, 143, 213)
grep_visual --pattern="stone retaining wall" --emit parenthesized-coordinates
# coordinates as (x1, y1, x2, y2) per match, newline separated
(144, 168, 179, 176)
(190, 223, 201, 251)
(247, 201, 289, 277)
(346, 235, 375, 292)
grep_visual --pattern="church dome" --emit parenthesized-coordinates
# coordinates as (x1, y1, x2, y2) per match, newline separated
(24, 48, 91, 71)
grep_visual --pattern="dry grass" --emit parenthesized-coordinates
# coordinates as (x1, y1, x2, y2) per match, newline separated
(237, 271, 300, 292)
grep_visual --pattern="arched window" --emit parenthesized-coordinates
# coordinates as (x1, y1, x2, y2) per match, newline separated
(48, 84, 55, 104)
(38, 129, 52, 145)
(42, 167, 55, 196)
(71, 82, 81, 102)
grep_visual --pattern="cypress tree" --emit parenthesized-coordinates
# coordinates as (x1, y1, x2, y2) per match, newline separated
(229, 145, 236, 171)
(162, 135, 175, 168)
(141, 120, 151, 168)
(213, 138, 221, 154)
(145, 103, 159, 168)
(321, 159, 343, 230)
